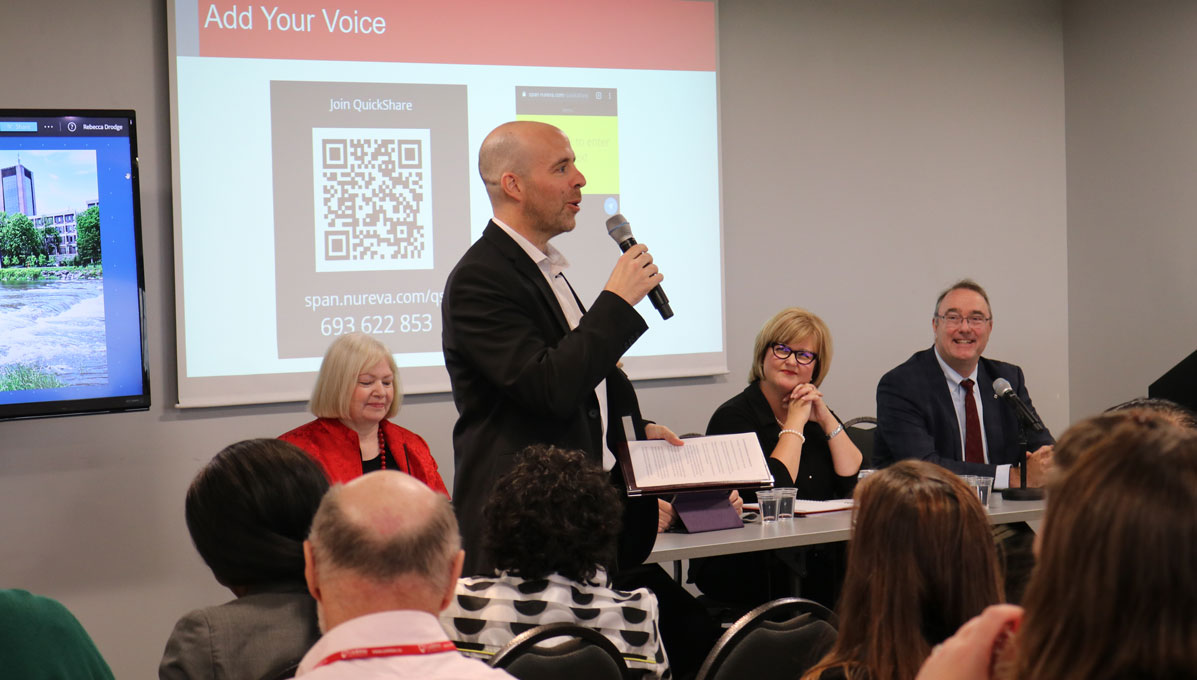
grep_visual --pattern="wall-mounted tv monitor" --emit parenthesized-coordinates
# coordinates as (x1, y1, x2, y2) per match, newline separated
(0, 109, 149, 421)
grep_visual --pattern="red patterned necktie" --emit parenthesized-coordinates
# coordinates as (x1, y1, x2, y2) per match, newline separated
(961, 379, 984, 464)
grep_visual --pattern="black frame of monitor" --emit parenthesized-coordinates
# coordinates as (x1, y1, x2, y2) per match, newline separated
(0, 108, 150, 421)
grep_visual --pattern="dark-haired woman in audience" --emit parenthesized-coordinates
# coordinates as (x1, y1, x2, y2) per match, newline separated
(159, 439, 330, 680)
(802, 460, 1002, 680)
(691, 307, 862, 607)
(916, 410, 1197, 680)
(280, 332, 447, 495)
(440, 445, 672, 680)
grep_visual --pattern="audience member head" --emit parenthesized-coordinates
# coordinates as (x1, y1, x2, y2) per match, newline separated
(804, 460, 1001, 680)
(748, 306, 834, 387)
(1105, 396, 1197, 430)
(186, 439, 329, 592)
(309, 332, 401, 421)
(304, 470, 463, 631)
(483, 444, 621, 583)
(1016, 411, 1197, 680)
(1051, 401, 1197, 474)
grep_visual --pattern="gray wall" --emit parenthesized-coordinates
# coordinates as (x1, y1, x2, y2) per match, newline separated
(1063, 0, 1197, 419)
(0, 0, 1089, 675)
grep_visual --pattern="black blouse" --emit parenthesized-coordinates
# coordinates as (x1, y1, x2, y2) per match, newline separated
(705, 381, 856, 501)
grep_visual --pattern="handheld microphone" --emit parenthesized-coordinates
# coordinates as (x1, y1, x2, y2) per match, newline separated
(605, 213, 674, 320)
(992, 378, 1046, 433)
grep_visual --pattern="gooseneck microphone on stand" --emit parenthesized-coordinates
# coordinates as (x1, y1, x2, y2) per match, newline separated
(993, 377, 1047, 501)
(605, 213, 674, 320)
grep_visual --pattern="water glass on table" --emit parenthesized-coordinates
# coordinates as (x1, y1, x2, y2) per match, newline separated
(776, 487, 797, 519)
(757, 489, 780, 522)
(965, 475, 993, 505)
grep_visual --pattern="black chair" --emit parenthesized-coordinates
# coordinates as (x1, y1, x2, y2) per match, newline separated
(843, 416, 878, 469)
(489, 622, 633, 680)
(694, 597, 838, 680)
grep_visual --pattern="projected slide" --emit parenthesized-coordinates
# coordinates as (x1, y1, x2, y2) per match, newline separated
(169, 0, 723, 407)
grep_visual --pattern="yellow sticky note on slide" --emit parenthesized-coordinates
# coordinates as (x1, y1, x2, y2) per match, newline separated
(516, 114, 619, 195)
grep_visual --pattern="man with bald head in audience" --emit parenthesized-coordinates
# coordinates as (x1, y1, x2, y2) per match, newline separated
(442, 120, 674, 575)
(295, 470, 513, 679)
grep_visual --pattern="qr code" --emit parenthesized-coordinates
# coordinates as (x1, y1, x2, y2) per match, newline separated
(312, 127, 433, 272)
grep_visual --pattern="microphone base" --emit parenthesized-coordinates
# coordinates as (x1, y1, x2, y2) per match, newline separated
(657, 303, 674, 320)
(1001, 487, 1044, 501)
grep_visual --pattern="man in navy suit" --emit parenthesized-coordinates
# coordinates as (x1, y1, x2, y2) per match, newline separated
(442, 121, 679, 575)
(874, 280, 1054, 489)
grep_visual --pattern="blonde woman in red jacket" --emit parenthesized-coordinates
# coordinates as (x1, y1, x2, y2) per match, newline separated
(280, 333, 448, 495)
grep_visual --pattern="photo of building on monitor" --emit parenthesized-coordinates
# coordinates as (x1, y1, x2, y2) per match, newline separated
(0, 149, 107, 391)
(0, 109, 148, 420)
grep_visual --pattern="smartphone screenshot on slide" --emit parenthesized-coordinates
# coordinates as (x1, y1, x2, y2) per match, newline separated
(515, 85, 622, 300)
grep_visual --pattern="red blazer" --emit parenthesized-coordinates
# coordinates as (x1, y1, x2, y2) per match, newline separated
(279, 418, 449, 496)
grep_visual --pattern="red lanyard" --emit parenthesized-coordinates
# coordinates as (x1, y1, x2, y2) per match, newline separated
(314, 640, 458, 668)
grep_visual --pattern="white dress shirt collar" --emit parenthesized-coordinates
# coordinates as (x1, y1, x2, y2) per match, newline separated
(492, 217, 570, 277)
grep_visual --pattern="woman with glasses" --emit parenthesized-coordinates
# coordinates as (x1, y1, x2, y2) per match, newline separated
(708, 306, 862, 498)
(690, 307, 862, 607)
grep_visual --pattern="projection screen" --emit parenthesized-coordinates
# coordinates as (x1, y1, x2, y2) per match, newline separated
(168, 0, 725, 407)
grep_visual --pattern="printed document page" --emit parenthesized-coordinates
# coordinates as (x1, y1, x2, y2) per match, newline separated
(627, 433, 773, 489)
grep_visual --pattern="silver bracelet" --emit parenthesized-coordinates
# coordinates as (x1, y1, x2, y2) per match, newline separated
(779, 428, 806, 442)
(826, 423, 845, 440)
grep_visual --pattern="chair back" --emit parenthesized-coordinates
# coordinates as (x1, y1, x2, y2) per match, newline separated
(489, 622, 632, 680)
(843, 416, 878, 469)
(694, 597, 838, 680)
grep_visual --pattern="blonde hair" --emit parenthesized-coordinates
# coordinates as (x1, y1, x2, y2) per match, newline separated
(309, 333, 401, 420)
(748, 307, 834, 387)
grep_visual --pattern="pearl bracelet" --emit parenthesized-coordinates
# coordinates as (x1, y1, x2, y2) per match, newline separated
(779, 428, 806, 442)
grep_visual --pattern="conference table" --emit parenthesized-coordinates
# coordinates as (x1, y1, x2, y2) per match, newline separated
(645, 496, 1046, 564)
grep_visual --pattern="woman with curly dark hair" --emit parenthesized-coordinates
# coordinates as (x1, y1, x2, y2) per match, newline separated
(439, 444, 671, 679)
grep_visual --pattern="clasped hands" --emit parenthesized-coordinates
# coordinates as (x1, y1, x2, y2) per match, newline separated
(780, 383, 837, 433)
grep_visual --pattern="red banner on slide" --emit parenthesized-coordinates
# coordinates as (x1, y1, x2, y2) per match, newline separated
(196, 0, 716, 71)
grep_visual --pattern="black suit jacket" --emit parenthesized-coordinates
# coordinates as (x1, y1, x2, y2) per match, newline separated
(874, 347, 1053, 477)
(443, 221, 657, 575)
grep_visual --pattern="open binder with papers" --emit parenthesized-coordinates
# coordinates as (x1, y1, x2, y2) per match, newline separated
(615, 432, 775, 496)
(615, 431, 774, 533)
